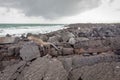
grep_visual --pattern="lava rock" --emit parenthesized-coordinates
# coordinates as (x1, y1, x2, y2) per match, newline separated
(61, 31, 75, 42)
(0, 61, 26, 80)
(62, 48, 74, 55)
(0, 37, 20, 44)
(8, 46, 20, 56)
(39, 34, 48, 42)
(48, 35, 62, 44)
(20, 42, 40, 61)
(19, 57, 68, 80)
(68, 37, 76, 45)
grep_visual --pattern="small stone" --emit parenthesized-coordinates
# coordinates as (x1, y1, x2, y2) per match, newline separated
(68, 37, 76, 45)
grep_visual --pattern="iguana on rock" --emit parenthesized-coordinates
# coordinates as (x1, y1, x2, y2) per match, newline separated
(27, 36, 59, 51)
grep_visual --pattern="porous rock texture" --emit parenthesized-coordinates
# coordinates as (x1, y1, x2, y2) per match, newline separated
(0, 23, 120, 80)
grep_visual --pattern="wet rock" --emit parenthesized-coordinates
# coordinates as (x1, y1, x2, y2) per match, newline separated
(20, 42, 40, 61)
(6, 34, 11, 37)
(26, 33, 33, 37)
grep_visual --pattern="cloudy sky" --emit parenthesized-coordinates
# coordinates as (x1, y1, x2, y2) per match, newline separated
(0, 0, 120, 23)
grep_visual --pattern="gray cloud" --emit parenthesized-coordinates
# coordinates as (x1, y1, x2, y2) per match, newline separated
(0, 0, 101, 19)
(109, 0, 114, 3)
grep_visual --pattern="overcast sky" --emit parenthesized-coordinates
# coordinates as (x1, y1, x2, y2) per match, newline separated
(0, 0, 120, 23)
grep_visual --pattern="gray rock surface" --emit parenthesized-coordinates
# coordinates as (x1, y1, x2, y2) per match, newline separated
(39, 34, 48, 42)
(20, 42, 40, 61)
(69, 62, 120, 80)
(68, 37, 76, 45)
(58, 54, 120, 80)
(8, 46, 20, 56)
(76, 37, 89, 42)
(0, 61, 26, 80)
(61, 31, 75, 42)
(1, 23, 120, 80)
(62, 48, 74, 55)
(48, 35, 61, 44)
(0, 37, 19, 44)
(19, 57, 68, 80)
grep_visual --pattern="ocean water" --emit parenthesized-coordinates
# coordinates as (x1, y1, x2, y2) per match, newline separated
(0, 24, 66, 37)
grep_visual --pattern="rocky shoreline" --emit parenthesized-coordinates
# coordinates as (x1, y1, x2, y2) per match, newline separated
(0, 23, 120, 80)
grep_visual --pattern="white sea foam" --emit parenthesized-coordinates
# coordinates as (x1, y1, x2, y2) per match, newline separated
(0, 25, 66, 37)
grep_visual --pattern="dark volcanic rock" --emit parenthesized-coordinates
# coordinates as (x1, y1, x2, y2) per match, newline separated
(0, 61, 26, 80)
(62, 48, 74, 55)
(58, 56, 73, 72)
(0, 37, 20, 44)
(68, 37, 76, 45)
(20, 42, 40, 61)
(69, 62, 120, 80)
(1, 23, 120, 80)
(8, 46, 20, 56)
(49, 48, 59, 57)
(19, 56, 68, 80)
(48, 35, 62, 44)
(61, 31, 75, 42)
(39, 34, 48, 42)
(58, 54, 120, 80)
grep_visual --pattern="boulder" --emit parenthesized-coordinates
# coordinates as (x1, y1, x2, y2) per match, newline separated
(57, 54, 120, 80)
(76, 37, 89, 42)
(20, 42, 40, 61)
(0, 37, 20, 44)
(19, 57, 68, 80)
(48, 35, 61, 44)
(69, 62, 120, 80)
(43, 58, 68, 80)
(0, 61, 26, 80)
(68, 37, 76, 45)
(8, 46, 20, 56)
(62, 48, 74, 55)
(61, 31, 75, 42)
(78, 32, 88, 37)
(2, 59, 20, 69)
(39, 34, 48, 42)
(58, 57, 73, 72)
(49, 48, 59, 57)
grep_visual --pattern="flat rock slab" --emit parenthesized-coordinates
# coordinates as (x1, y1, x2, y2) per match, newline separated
(58, 54, 120, 80)
(0, 61, 26, 80)
(20, 42, 40, 61)
(69, 62, 120, 80)
(19, 57, 68, 80)
(0, 37, 19, 44)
